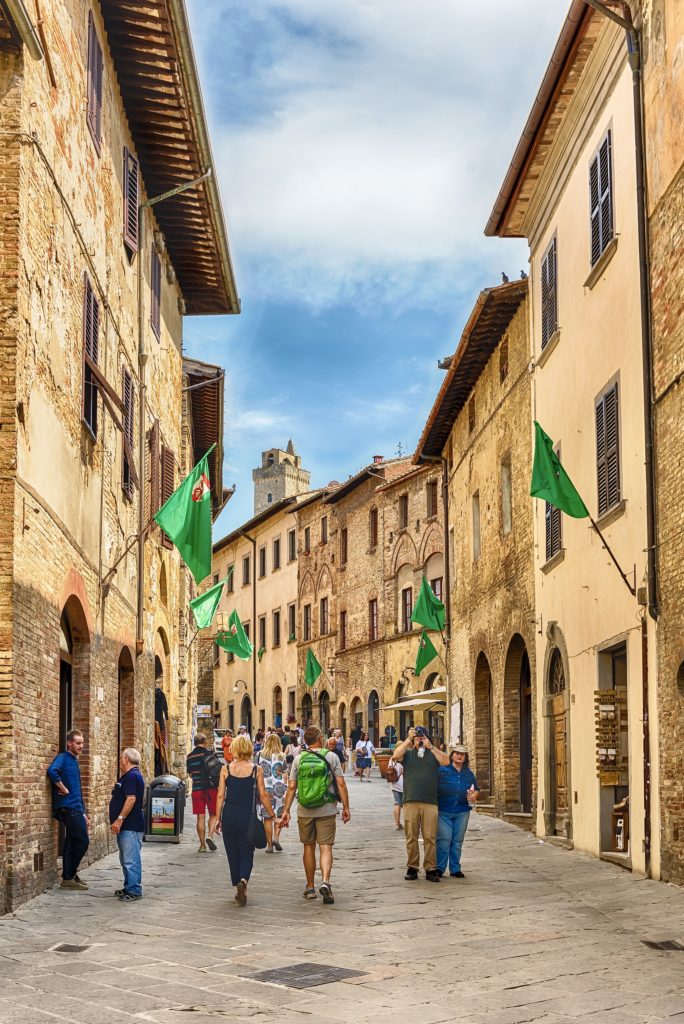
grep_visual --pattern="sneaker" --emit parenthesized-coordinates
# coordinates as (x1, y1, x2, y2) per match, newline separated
(205, 837, 218, 852)
(303, 887, 317, 899)
(435, 868, 444, 878)
(319, 882, 334, 905)
(114, 888, 126, 897)
(236, 880, 247, 906)
(273, 841, 283, 852)
(118, 891, 142, 902)
(404, 868, 418, 881)
(73, 875, 89, 889)
(450, 871, 465, 878)
(425, 870, 441, 883)
(60, 878, 86, 891)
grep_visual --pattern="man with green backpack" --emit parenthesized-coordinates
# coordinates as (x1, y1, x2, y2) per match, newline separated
(280, 726, 350, 904)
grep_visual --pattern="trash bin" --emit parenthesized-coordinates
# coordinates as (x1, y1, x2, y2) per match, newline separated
(611, 809, 629, 853)
(144, 774, 185, 843)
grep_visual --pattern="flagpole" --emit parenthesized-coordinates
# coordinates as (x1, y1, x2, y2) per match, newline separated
(588, 517, 636, 596)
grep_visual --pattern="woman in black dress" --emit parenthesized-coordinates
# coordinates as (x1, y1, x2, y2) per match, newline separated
(211, 736, 276, 906)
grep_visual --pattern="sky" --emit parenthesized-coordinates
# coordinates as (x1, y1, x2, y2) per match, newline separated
(182, 0, 569, 535)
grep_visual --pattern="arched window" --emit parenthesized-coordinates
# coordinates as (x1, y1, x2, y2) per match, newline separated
(267, 493, 273, 503)
(548, 648, 566, 695)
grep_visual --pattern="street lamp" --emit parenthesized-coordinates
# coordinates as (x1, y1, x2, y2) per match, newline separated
(232, 678, 248, 694)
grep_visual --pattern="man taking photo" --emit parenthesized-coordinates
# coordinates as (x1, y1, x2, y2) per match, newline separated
(391, 726, 449, 882)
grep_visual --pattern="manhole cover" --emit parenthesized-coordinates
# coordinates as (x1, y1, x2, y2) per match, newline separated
(641, 940, 684, 951)
(52, 944, 91, 953)
(243, 962, 365, 988)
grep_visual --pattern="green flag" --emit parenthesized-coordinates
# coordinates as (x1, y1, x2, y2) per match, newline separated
(216, 609, 253, 661)
(530, 421, 589, 518)
(305, 648, 322, 688)
(189, 571, 231, 630)
(415, 630, 438, 676)
(257, 646, 266, 662)
(411, 576, 446, 632)
(154, 451, 213, 584)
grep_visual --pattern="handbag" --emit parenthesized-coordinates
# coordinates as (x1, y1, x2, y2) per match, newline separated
(246, 767, 267, 849)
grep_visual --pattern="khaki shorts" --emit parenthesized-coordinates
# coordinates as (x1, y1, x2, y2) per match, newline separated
(298, 815, 336, 846)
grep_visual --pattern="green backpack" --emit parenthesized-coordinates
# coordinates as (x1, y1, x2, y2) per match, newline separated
(297, 751, 339, 808)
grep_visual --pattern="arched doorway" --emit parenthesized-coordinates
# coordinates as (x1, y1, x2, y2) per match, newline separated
(117, 647, 135, 755)
(546, 647, 569, 837)
(59, 613, 73, 754)
(350, 696, 362, 736)
(425, 672, 444, 747)
(337, 701, 347, 740)
(395, 682, 412, 740)
(319, 691, 330, 735)
(301, 692, 312, 726)
(273, 685, 283, 728)
(241, 694, 253, 735)
(367, 690, 379, 745)
(474, 652, 493, 800)
(503, 635, 532, 812)
(59, 598, 90, 854)
(154, 628, 171, 776)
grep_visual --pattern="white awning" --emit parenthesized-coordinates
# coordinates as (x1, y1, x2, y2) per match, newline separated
(379, 697, 446, 711)
(413, 685, 446, 697)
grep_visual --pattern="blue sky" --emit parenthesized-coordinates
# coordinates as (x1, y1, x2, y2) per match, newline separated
(182, 0, 569, 533)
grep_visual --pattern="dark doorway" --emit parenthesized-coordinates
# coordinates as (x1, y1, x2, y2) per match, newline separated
(367, 690, 379, 745)
(520, 650, 533, 813)
(474, 652, 493, 800)
(319, 691, 330, 735)
(241, 695, 253, 735)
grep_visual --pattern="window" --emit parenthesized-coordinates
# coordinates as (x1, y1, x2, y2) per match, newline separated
(273, 536, 281, 570)
(369, 598, 378, 641)
(228, 704, 235, 730)
(321, 516, 328, 544)
(541, 236, 558, 349)
(399, 495, 409, 530)
(320, 597, 329, 635)
(468, 397, 476, 434)
(243, 621, 250, 640)
(288, 603, 296, 641)
(401, 587, 413, 633)
(82, 275, 100, 438)
(340, 527, 348, 565)
(273, 610, 281, 648)
(123, 148, 139, 253)
(122, 371, 137, 498)
(227, 650, 234, 664)
(369, 507, 379, 548)
(339, 610, 347, 651)
(596, 381, 620, 516)
(304, 527, 311, 554)
(590, 130, 614, 267)
(303, 604, 311, 641)
(426, 481, 438, 518)
(258, 546, 266, 578)
(501, 461, 512, 535)
(258, 616, 266, 652)
(499, 337, 509, 382)
(242, 554, 251, 585)
(86, 12, 103, 153)
(288, 528, 296, 562)
(227, 565, 234, 593)
(160, 445, 174, 549)
(472, 491, 481, 561)
(267, 492, 272, 504)
(151, 249, 161, 339)
(430, 577, 443, 603)
(213, 573, 219, 585)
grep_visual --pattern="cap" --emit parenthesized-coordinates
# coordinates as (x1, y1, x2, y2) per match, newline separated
(449, 743, 468, 754)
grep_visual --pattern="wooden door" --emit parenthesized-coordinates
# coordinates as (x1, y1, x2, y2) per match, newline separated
(549, 693, 568, 832)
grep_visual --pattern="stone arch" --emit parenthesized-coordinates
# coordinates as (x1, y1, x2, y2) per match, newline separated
(319, 690, 330, 734)
(474, 651, 493, 799)
(350, 695, 363, 731)
(503, 634, 533, 812)
(316, 562, 333, 595)
(542, 622, 572, 839)
(298, 569, 315, 600)
(367, 689, 380, 744)
(59, 595, 91, 796)
(273, 684, 283, 727)
(241, 694, 253, 735)
(301, 691, 313, 725)
(117, 646, 135, 754)
(338, 700, 347, 735)
(391, 533, 418, 577)
(418, 521, 443, 565)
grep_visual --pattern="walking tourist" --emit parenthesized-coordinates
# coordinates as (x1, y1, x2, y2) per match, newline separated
(47, 728, 90, 890)
(436, 744, 479, 878)
(280, 726, 350, 905)
(186, 733, 221, 853)
(350, 722, 362, 775)
(211, 736, 276, 906)
(221, 729, 234, 764)
(285, 732, 302, 767)
(333, 729, 347, 772)
(387, 756, 404, 829)
(391, 726, 449, 882)
(109, 747, 145, 901)
(256, 732, 288, 853)
(355, 731, 375, 781)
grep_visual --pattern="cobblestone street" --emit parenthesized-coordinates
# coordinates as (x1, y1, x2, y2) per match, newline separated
(2, 776, 684, 1024)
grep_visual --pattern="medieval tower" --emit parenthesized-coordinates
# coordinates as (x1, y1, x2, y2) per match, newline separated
(252, 441, 311, 515)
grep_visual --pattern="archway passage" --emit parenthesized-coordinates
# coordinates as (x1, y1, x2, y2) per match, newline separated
(367, 690, 380, 746)
(395, 682, 412, 740)
(273, 685, 283, 728)
(301, 692, 312, 726)
(58, 599, 91, 854)
(503, 635, 532, 812)
(319, 691, 330, 735)
(154, 655, 169, 776)
(474, 652, 493, 800)
(547, 647, 569, 836)
(118, 648, 135, 755)
(337, 701, 347, 741)
(520, 650, 533, 813)
(241, 694, 253, 736)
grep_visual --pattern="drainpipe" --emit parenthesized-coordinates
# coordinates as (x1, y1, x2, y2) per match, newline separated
(4, 0, 43, 60)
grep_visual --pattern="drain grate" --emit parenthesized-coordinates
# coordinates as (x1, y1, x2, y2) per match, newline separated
(52, 943, 91, 954)
(243, 962, 365, 988)
(641, 940, 684, 951)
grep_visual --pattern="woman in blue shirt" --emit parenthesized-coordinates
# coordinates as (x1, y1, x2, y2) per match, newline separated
(436, 744, 479, 878)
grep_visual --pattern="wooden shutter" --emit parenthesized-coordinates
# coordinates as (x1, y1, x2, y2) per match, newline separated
(596, 382, 620, 516)
(151, 250, 161, 338)
(86, 11, 103, 153)
(121, 367, 138, 497)
(82, 275, 99, 436)
(590, 132, 613, 266)
(160, 444, 174, 548)
(123, 148, 139, 252)
(147, 418, 160, 520)
(541, 237, 557, 349)
(545, 501, 562, 561)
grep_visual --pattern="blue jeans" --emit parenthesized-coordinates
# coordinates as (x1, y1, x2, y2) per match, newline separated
(437, 810, 470, 874)
(117, 830, 143, 896)
(57, 807, 89, 880)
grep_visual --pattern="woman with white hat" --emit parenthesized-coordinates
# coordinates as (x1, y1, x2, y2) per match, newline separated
(436, 744, 479, 878)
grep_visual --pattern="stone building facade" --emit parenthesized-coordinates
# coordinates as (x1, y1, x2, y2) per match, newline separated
(415, 282, 536, 828)
(0, 0, 237, 910)
(253, 441, 310, 516)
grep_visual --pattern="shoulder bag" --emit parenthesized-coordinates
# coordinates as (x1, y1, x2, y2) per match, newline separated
(246, 766, 267, 849)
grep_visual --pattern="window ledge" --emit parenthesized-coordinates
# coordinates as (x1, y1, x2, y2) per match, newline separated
(541, 548, 565, 574)
(595, 499, 626, 530)
(536, 329, 561, 368)
(584, 236, 618, 290)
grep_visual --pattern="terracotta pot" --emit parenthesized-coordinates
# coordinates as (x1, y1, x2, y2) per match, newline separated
(375, 751, 393, 779)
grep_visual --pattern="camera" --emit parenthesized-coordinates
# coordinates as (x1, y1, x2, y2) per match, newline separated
(414, 726, 426, 737)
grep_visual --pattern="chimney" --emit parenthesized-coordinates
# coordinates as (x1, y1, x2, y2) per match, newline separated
(373, 455, 383, 464)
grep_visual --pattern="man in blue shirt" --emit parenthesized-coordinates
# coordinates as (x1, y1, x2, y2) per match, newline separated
(109, 747, 146, 901)
(47, 729, 90, 890)
(436, 744, 479, 878)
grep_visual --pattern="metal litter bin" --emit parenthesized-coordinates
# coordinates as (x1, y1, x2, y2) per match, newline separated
(144, 774, 185, 843)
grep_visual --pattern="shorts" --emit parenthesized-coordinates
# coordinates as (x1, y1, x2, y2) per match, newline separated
(191, 788, 217, 816)
(357, 756, 371, 769)
(298, 815, 336, 846)
(393, 790, 404, 806)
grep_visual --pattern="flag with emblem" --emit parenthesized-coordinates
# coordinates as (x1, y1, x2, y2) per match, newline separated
(305, 648, 322, 688)
(216, 609, 253, 661)
(189, 570, 232, 630)
(153, 451, 213, 584)
(411, 576, 446, 632)
(415, 630, 438, 676)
